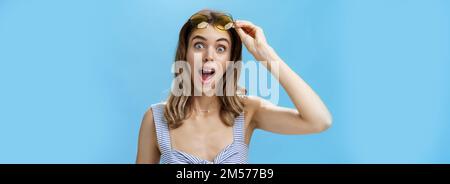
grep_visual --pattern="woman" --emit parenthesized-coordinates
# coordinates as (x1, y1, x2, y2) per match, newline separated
(136, 9, 332, 164)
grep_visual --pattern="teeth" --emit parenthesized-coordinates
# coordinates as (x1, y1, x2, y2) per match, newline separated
(201, 68, 215, 74)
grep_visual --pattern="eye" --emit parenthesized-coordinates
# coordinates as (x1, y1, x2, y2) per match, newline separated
(194, 43, 205, 49)
(216, 46, 226, 53)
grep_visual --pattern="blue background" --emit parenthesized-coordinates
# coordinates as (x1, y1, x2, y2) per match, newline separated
(0, 0, 449, 163)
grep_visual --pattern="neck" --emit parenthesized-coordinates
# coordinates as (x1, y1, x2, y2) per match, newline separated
(190, 96, 221, 114)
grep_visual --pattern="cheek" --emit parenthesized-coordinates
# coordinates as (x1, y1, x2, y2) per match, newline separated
(214, 62, 228, 78)
(217, 51, 232, 62)
(220, 62, 228, 73)
(186, 48, 200, 72)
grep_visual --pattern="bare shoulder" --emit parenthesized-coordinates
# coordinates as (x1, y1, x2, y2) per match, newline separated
(140, 107, 156, 136)
(136, 106, 161, 164)
(141, 107, 159, 151)
(142, 107, 155, 127)
(243, 95, 263, 113)
(242, 95, 265, 127)
(243, 95, 274, 112)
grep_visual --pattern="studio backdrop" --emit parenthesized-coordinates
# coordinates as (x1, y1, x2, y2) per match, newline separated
(0, 0, 449, 163)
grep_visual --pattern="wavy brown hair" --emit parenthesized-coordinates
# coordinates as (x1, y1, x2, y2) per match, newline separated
(164, 10, 246, 129)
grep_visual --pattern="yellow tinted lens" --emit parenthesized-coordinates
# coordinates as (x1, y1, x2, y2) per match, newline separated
(215, 15, 233, 30)
(189, 14, 209, 28)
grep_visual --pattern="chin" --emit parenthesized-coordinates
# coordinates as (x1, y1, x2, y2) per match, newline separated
(192, 86, 217, 96)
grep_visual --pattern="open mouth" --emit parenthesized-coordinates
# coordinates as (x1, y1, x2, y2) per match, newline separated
(198, 67, 216, 84)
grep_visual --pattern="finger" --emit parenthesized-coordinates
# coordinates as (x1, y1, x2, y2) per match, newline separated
(235, 27, 246, 39)
(254, 27, 266, 43)
(235, 22, 257, 38)
(235, 20, 257, 29)
(235, 27, 252, 43)
(242, 27, 256, 38)
(236, 20, 265, 42)
(235, 23, 257, 36)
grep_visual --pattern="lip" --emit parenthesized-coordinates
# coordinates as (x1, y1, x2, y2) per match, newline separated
(198, 67, 216, 84)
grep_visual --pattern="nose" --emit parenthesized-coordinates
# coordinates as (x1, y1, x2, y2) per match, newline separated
(203, 47, 214, 62)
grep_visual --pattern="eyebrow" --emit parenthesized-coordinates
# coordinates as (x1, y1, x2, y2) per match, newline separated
(191, 35, 230, 45)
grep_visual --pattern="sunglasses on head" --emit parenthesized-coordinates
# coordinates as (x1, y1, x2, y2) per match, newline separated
(189, 13, 234, 31)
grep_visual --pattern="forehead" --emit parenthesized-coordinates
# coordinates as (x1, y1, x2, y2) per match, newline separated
(189, 25, 231, 42)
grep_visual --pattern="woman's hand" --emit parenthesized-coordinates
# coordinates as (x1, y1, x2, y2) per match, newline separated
(234, 20, 275, 61)
(234, 20, 333, 135)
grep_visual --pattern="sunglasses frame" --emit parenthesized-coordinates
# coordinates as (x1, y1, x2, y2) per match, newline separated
(189, 13, 235, 31)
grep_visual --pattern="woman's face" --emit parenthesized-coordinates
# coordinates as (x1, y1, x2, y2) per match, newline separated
(186, 24, 232, 96)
